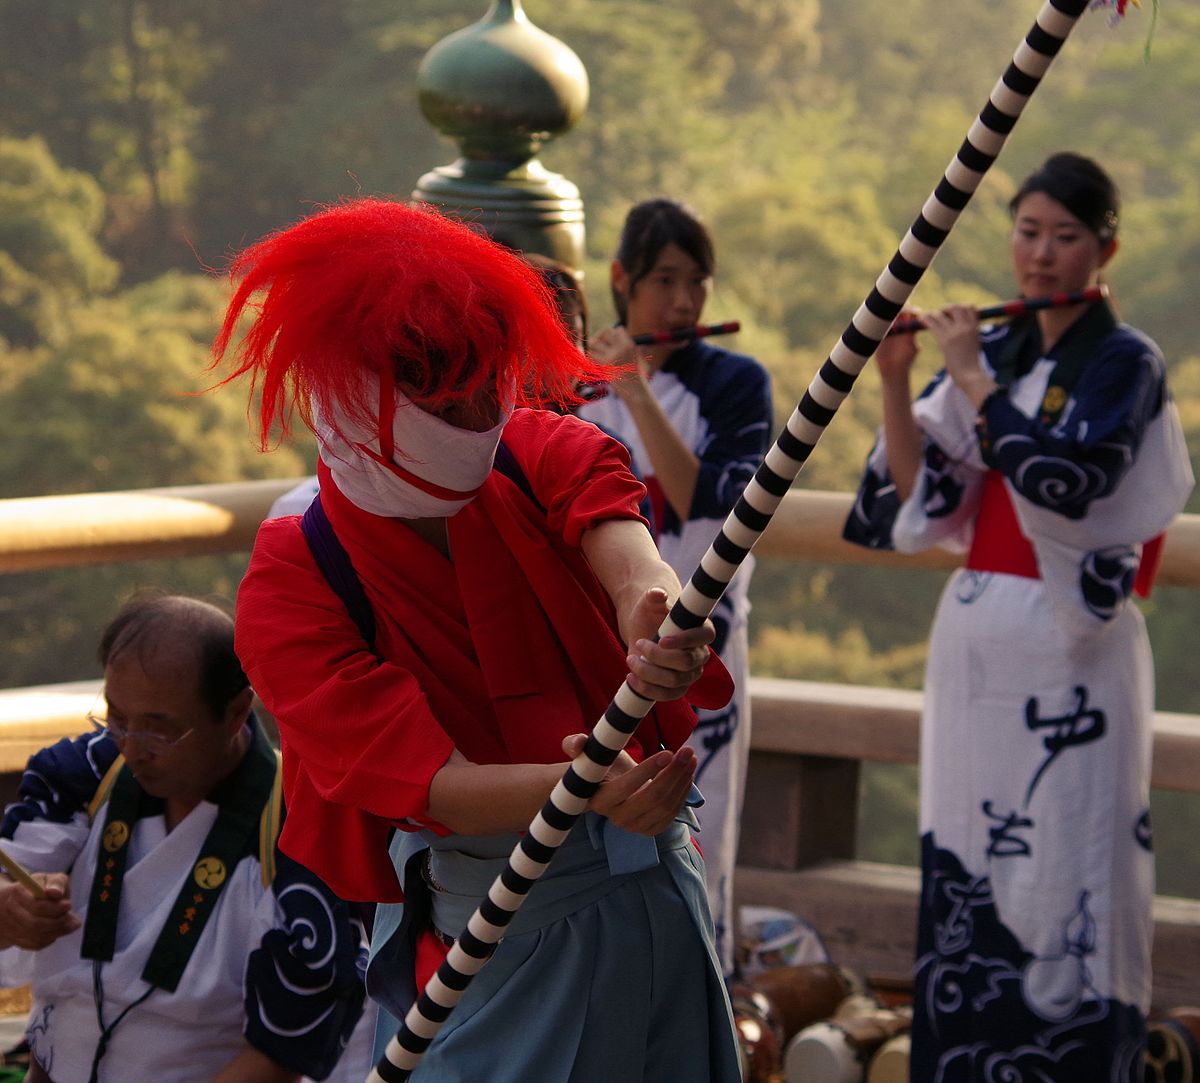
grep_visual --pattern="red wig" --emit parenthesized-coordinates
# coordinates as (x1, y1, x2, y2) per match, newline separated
(210, 198, 602, 446)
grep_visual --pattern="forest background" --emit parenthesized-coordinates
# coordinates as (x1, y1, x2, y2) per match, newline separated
(2, 0, 1198, 893)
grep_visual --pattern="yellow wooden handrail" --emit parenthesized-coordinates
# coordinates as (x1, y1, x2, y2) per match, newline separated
(0, 479, 304, 574)
(4, 675, 1199, 793)
(4, 481, 1200, 584)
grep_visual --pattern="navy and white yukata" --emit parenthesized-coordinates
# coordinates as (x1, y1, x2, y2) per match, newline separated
(579, 338, 773, 972)
(844, 306, 1193, 1081)
(0, 723, 365, 1083)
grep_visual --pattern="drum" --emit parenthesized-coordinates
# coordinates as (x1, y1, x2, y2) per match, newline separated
(783, 1021, 868, 1083)
(784, 1010, 909, 1083)
(866, 1034, 910, 1083)
(751, 964, 859, 1042)
(1167, 1008, 1200, 1052)
(865, 973, 914, 1011)
(731, 984, 785, 1083)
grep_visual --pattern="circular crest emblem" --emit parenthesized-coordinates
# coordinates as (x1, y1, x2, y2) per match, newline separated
(103, 821, 130, 852)
(1143, 1020, 1195, 1083)
(194, 856, 227, 889)
(1041, 385, 1067, 415)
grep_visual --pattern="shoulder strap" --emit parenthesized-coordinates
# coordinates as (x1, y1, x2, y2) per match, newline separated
(990, 316, 1041, 389)
(300, 493, 377, 649)
(258, 749, 284, 887)
(80, 764, 162, 965)
(1037, 300, 1119, 426)
(86, 745, 283, 887)
(990, 302, 1119, 426)
(299, 441, 543, 651)
(140, 725, 278, 992)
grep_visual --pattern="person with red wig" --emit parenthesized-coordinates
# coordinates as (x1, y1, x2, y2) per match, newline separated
(214, 199, 744, 1082)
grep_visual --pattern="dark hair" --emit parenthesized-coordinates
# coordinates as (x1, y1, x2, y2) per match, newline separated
(1010, 152, 1119, 243)
(612, 199, 715, 322)
(98, 594, 249, 721)
(522, 253, 588, 347)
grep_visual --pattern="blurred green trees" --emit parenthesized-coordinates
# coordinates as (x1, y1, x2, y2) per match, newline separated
(0, 132, 305, 689)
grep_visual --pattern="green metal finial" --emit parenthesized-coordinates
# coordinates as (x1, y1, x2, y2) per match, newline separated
(417, 0, 588, 162)
(413, 1, 589, 271)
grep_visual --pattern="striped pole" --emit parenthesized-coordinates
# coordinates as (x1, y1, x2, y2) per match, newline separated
(370, 2, 1092, 1078)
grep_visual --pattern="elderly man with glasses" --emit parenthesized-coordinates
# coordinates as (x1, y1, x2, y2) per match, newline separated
(0, 594, 365, 1083)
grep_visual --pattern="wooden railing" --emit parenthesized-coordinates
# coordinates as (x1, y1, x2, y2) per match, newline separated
(3, 482, 1199, 1006)
(5, 479, 1200, 580)
(740, 677, 1200, 1010)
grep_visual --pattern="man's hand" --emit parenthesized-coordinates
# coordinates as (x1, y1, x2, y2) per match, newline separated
(562, 734, 697, 836)
(621, 587, 715, 701)
(0, 874, 79, 950)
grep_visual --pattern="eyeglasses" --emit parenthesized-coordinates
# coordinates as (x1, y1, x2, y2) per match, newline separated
(87, 701, 193, 756)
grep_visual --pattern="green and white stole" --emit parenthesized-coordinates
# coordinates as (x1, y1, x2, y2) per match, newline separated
(80, 723, 278, 992)
(990, 299, 1119, 426)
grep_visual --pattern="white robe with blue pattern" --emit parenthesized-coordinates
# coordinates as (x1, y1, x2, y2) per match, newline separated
(845, 316, 1192, 1081)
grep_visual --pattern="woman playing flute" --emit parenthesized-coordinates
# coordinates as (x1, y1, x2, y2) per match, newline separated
(577, 199, 773, 975)
(216, 199, 744, 1081)
(845, 152, 1193, 1078)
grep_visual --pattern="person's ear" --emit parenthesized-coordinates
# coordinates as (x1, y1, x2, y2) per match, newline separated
(226, 686, 254, 729)
(611, 258, 630, 300)
(1099, 237, 1118, 269)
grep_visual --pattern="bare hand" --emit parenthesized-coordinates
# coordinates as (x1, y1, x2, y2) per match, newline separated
(922, 304, 995, 406)
(620, 587, 714, 701)
(876, 311, 921, 381)
(589, 326, 651, 403)
(562, 733, 697, 836)
(0, 874, 79, 950)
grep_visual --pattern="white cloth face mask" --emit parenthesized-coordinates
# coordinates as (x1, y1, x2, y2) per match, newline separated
(315, 374, 510, 518)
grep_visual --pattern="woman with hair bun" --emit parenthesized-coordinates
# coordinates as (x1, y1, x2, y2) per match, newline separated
(845, 153, 1193, 1078)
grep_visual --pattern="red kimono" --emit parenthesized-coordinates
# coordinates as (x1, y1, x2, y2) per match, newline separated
(236, 409, 729, 902)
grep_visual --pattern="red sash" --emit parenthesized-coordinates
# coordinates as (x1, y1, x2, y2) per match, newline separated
(966, 471, 1039, 579)
(1134, 533, 1165, 599)
(965, 470, 1162, 598)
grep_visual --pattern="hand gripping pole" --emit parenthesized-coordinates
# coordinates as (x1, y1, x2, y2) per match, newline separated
(369, 3, 1092, 1077)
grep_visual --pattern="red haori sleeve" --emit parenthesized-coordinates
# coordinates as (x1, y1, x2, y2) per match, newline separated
(236, 518, 456, 899)
(237, 520, 456, 813)
(503, 410, 648, 545)
(495, 411, 735, 719)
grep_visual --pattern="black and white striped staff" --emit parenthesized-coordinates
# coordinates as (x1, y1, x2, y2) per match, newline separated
(370, 1, 1093, 1078)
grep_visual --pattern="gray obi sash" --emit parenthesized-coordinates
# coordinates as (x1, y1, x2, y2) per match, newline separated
(366, 810, 702, 1022)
